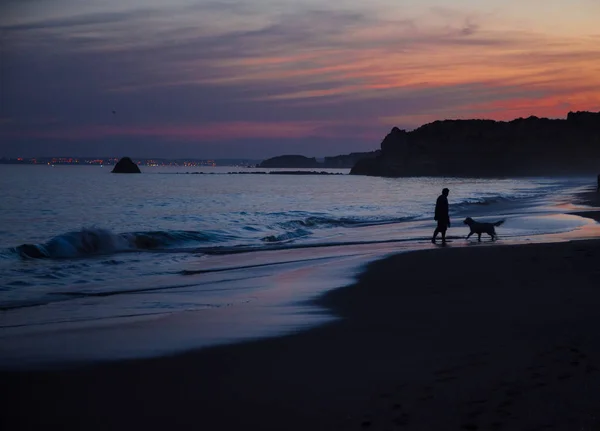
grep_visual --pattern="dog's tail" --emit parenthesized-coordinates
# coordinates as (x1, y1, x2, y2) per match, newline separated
(494, 220, 505, 227)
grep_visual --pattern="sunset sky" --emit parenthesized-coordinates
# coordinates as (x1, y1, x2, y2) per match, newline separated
(1, 0, 599, 158)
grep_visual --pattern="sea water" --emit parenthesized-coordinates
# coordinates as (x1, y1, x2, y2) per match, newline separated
(0, 164, 595, 366)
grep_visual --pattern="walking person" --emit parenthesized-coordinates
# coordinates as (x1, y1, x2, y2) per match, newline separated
(432, 188, 450, 245)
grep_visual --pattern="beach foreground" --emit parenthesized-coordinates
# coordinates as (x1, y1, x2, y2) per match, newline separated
(4, 238, 600, 430)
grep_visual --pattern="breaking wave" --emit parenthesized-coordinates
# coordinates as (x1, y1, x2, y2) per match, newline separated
(12, 228, 230, 259)
(262, 228, 312, 243)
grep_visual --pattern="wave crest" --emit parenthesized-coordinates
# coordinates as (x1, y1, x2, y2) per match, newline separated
(16, 228, 128, 259)
(278, 215, 413, 229)
(261, 228, 311, 243)
(14, 228, 228, 259)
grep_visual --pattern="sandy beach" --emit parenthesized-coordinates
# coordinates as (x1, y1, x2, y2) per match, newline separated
(4, 193, 600, 430)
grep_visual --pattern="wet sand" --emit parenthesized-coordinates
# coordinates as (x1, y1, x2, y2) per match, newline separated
(572, 189, 600, 222)
(4, 231, 600, 430)
(575, 189, 600, 207)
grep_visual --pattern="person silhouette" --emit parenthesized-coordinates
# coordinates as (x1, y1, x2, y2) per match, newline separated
(432, 188, 450, 244)
(597, 174, 600, 192)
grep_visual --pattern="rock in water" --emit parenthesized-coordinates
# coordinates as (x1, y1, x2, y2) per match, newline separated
(112, 157, 141, 173)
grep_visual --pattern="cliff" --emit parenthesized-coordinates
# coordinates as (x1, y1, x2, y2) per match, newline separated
(350, 111, 600, 177)
(258, 151, 379, 169)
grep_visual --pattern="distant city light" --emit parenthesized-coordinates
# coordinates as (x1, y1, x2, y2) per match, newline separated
(0, 157, 257, 167)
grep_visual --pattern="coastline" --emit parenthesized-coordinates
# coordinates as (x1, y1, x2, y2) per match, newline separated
(4, 190, 600, 430)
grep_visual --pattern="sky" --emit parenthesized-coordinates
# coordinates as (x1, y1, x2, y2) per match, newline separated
(1, 0, 599, 158)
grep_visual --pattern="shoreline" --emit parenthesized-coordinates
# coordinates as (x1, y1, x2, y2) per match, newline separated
(570, 188, 600, 221)
(4, 189, 600, 430)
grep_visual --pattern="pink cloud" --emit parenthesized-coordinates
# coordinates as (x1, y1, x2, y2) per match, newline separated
(3, 121, 355, 141)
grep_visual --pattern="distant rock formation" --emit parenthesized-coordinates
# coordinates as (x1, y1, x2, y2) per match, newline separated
(323, 151, 380, 168)
(112, 157, 141, 173)
(350, 111, 600, 177)
(258, 155, 320, 168)
(258, 151, 379, 169)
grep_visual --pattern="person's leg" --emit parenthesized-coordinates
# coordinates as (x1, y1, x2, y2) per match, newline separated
(432, 228, 440, 243)
(441, 227, 447, 244)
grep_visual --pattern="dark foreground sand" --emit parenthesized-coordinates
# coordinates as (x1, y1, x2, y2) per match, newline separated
(4, 238, 600, 430)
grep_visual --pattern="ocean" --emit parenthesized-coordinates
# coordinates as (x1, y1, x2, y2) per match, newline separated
(0, 165, 595, 366)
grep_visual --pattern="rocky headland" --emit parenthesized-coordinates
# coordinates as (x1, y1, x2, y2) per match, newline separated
(350, 111, 600, 177)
